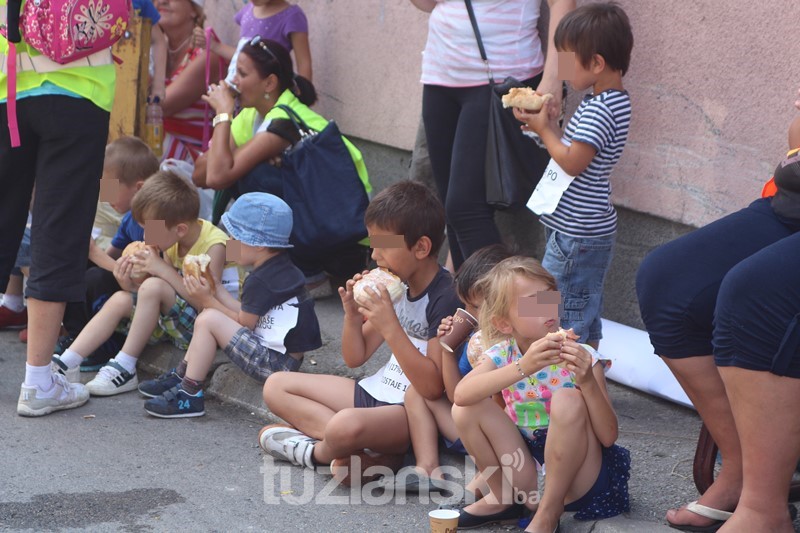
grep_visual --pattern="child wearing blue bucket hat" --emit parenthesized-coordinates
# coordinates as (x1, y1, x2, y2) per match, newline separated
(140, 192, 322, 418)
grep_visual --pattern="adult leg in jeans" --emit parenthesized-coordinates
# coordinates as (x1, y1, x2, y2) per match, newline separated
(636, 198, 799, 529)
(423, 84, 501, 271)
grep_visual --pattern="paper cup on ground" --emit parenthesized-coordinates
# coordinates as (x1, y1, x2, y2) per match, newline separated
(429, 509, 459, 533)
(439, 308, 478, 352)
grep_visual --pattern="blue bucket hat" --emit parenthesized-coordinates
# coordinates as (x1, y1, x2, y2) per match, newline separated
(221, 193, 294, 249)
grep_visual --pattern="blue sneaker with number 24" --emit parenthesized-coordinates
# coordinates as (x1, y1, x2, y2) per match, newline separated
(144, 384, 205, 418)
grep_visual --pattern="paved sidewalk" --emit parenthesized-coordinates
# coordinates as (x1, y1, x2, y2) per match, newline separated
(133, 295, 709, 532)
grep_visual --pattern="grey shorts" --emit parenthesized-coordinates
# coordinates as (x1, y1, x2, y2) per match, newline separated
(224, 327, 303, 382)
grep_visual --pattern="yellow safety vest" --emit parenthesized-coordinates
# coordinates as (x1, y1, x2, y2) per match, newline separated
(231, 89, 372, 195)
(0, 0, 116, 111)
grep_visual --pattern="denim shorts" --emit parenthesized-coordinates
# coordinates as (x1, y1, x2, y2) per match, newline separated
(541, 227, 615, 342)
(11, 224, 31, 276)
(224, 327, 304, 382)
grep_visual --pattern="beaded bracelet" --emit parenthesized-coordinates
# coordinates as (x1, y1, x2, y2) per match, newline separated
(515, 359, 527, 378)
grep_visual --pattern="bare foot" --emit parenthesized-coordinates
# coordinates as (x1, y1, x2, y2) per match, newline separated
(665, 482, 739, 530)
(720, 507, 794, 533)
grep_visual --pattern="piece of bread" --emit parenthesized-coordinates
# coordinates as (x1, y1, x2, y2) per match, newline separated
(556, 327, 579, 342)
(121, 241, 153, 282)
(501, 87, 554, 111)
(353, 268, 406, 306)
(555, 327, 579, 368)
(183, 254, 216, 292)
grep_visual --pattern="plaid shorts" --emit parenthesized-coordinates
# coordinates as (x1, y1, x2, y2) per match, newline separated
(117, 293, 198, 350)
(223, 327, 304, 382)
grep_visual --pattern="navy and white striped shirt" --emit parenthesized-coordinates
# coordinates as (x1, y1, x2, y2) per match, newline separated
(540, 89, 631, 238)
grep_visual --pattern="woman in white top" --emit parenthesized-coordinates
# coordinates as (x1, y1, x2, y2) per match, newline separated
(410, 0, 574, 270)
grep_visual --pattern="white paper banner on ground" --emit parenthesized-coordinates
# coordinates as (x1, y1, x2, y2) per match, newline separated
(527, 157, 575, 215)
(600, 318, 693, 409)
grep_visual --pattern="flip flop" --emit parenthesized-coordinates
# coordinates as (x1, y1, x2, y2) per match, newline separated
(666, 500, 732, 532)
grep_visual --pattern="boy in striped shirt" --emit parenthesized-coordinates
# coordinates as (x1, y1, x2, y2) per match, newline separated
(513, 2, 633, 349)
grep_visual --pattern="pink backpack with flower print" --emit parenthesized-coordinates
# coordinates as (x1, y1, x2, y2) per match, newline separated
(20, 0, 131, 64)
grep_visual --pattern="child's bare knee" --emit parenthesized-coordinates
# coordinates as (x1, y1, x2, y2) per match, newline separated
(138, 276, 172, 299)
(263, 372, 290, 406)
(451, 403, 474, 429)
(195, 308, 222, 330)
(404, 385, 422, 407)
(549, 388, 587, 425)
(325, 410, 365, 449)
(106, 290, 133, 311)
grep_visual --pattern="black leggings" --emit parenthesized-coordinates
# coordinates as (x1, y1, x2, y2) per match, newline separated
(62, 266, 122, 338)
(423, 84, 499, 270)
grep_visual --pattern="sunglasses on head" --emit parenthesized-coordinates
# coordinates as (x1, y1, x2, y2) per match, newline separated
(249, 36, 277, 62)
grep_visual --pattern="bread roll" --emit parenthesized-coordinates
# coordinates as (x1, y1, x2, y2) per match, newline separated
(353, 268, 406, 306)
(121, 241, 153, 282)
(556, 327, 579, 342)
(501, 87, 553, 111)
(183, 254, 216, 292)
(555, 327, 579, 368)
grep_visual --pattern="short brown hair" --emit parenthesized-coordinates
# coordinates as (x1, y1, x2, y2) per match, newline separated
(104, 136, 160, 186)
(554, 2, 633, 76)
(131, 170, 199, 227)
(364, 181, 446, 256)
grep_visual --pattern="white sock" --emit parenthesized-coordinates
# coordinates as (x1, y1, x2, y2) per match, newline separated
(59, 349, 84, 369)
(24, 363, 53, 391)
(1, 294, 24, 313)
(113, 351, 138, 374)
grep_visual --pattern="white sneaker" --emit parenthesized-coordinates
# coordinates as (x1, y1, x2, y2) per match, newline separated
(258, 424, 317, 469)
(51, 354, 80, 383)
(17, 373, 90, 417)
(86, 361, 138, 396)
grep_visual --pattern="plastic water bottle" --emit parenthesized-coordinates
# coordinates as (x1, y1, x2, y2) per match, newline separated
(144, 96, 164, 158)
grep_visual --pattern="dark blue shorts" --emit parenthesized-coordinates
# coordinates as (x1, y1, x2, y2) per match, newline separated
(353, 384, 392, 409)
(521, 429, 631, 520)
(636, 198, 800, 361)
(714, 231, 800, 377)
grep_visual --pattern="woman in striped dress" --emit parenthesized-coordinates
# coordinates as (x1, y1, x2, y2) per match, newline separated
(156, 0, 223, 163)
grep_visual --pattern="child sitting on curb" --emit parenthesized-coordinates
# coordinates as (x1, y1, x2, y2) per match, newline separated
(387, 243, 514, 495)
(60, 136, 161, 370)
(259, 181, 461, 485)
(452, 257, 630, 532)
(51, 171, 230, 397)
(140, 193, 321, 418)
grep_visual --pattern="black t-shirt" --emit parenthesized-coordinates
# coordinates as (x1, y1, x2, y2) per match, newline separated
(241, 253, 321, 353)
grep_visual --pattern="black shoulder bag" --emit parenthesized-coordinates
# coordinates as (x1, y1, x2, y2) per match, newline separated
(275, 104, 369, 262)
(464, 0, 549, 211)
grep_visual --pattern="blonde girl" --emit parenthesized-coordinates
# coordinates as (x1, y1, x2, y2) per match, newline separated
(452, 256, 630, 532)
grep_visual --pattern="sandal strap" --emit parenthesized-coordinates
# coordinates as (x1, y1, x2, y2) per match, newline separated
(686, 500, 734, 521)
